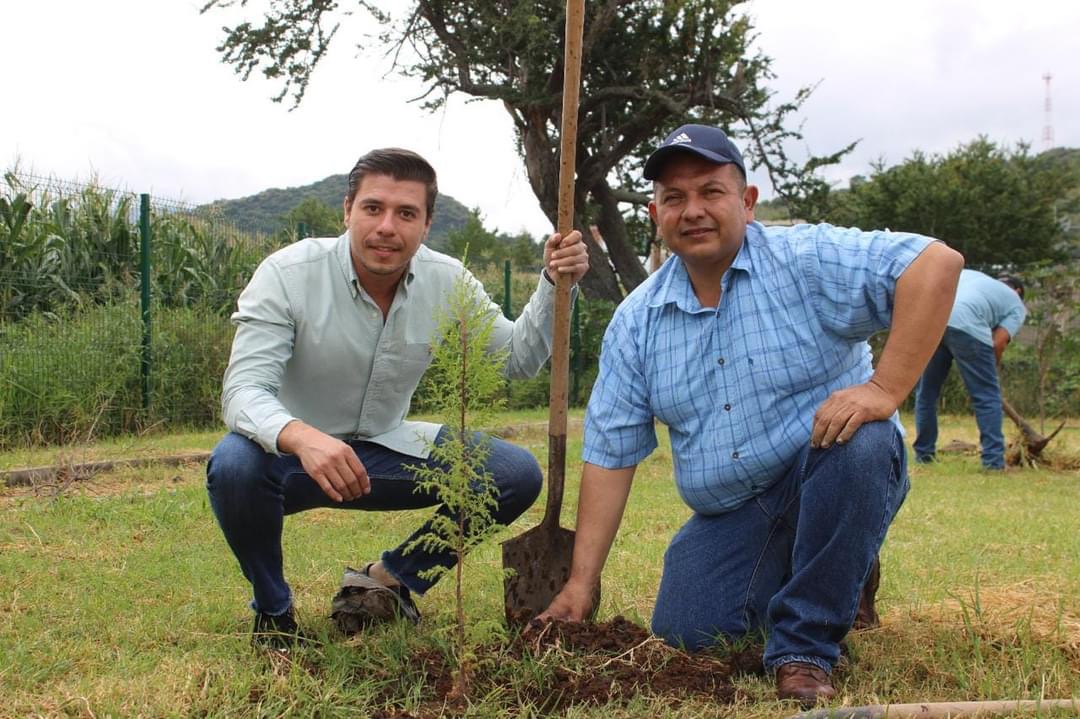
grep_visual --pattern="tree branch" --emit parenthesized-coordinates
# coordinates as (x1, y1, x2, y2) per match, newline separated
(610, 188, 651, 206)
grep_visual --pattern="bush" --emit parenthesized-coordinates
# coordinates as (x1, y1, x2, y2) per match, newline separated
(0, 304, 142, 446)
(150, 306, 234, 429)
(0, 303, 233, 448)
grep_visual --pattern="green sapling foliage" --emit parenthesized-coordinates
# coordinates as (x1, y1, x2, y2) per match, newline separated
(404, 266, 509, 699)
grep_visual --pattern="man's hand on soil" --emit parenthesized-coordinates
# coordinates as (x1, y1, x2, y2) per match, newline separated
(534, 580, 595, 624)
(811, 380, 897, 449)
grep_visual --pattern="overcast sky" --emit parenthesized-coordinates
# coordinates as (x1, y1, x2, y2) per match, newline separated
(3, 0, 1076, 237)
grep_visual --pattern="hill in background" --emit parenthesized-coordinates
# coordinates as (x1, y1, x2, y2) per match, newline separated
(199, 173, 472, 251)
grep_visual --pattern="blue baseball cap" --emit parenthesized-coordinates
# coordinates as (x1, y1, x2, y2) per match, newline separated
(643, 124, 746, 181)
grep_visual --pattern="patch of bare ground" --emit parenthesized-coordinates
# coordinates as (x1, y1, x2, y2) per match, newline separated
(0, 460, 204, 502)
(368, 616, 761, 717)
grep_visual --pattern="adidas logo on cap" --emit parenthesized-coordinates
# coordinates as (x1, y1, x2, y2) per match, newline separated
(643, 124, 746, 180)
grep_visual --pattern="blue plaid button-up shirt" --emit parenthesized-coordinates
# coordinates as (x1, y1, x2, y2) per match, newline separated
(582, 221, 933, 515)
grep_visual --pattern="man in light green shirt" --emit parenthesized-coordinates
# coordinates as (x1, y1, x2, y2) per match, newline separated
(207, 148, 589, 648)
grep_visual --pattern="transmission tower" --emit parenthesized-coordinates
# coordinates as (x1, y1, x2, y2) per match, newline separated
(1042, 73, 1054, 151)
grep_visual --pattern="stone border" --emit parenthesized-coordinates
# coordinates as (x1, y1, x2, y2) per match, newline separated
(1, 452, 211, 487)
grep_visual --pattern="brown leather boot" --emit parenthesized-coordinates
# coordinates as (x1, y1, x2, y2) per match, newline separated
(852, 556, 881, 630)
(775, 661, 836, 707)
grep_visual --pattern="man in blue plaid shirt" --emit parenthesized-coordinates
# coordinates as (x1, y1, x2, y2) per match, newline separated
(539, 125, 963, 706)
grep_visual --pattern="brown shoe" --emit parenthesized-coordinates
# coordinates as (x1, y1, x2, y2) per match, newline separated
(776, 662, 836, 707)
(853, 556, 881, 630)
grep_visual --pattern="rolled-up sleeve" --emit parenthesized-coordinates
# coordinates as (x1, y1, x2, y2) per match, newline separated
(221, 258, 298, 454)
(997, 293, 1027, 339)
(799, 225, 935, 340)
(487, 271, 577, 379)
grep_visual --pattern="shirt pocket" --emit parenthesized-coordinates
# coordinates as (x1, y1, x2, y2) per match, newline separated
(390, 342, 432, 393)
(753, 329, 822, 396)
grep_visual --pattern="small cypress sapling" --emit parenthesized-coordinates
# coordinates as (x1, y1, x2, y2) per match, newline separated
(404, 266, 509, 700)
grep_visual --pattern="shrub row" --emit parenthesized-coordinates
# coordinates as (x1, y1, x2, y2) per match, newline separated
(0, 288, 612, 449)
(0, 303, 231, 448)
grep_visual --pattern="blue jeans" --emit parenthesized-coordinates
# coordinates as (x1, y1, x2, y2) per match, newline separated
(206, 429, 542, 615)
(650, 420, 908, 674)
(913, 327, 1005, 469)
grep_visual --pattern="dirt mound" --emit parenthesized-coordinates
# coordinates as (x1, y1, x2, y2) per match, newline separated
(519, 616, 759, 708)
(372, 615, 762, 717)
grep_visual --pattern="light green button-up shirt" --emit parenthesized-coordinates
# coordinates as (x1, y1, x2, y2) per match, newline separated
(222, 232, 563, 458)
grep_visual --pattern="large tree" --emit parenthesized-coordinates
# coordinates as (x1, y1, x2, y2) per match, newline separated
(203, 0, 849, 300)
(825, 138, 1069, 267)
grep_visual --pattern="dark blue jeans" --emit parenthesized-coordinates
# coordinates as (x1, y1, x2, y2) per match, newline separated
(650, 420, 908, 674)
(913, 327, 1005, 469)
(206, 429, 542, 615)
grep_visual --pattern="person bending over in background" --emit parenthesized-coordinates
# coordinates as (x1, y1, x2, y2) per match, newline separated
(913, 270, 1026, 469)
(539, 124, 963, 707)
(207, 147, 588, 649)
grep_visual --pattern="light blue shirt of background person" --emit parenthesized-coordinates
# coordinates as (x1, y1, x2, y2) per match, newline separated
(222, 232, 564, 459)
(582, 221, 934, 515)
(947, 269, 1027, 345)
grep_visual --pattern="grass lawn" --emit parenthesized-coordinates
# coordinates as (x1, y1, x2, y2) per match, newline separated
(1, 412, 1077, 717)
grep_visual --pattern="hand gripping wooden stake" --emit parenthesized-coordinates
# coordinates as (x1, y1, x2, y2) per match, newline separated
(501, 0, 598, 625)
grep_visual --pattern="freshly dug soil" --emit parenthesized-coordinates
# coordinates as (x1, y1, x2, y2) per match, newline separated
(518, 616, 760, 707)
(373, 615, 763, 717)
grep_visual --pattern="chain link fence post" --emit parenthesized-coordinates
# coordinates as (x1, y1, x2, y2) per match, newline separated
(502, 259, 512, 319)
(139, 193, 152, 412)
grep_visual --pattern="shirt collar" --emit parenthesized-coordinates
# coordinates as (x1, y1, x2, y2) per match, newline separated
(336, 232, 360, 298)
(731, 222, 759, 277)
(648, 227, 756, 312)
(337, 230, 418, 299)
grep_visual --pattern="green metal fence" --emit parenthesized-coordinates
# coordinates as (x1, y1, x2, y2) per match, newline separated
(0, 171, 280, 448)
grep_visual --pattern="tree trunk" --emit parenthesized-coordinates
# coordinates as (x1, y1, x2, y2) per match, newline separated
(575, 215, 624, 301)
(518, 108, 624, 302)
(591, 179, 648, 294)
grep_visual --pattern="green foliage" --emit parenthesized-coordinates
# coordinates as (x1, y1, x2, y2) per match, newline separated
(1011, 262, 1080, 426)
(0, 171, 276, 446)
(1036, 146, 1080, 257)
(280, 196, 342, 241)
(753, 197, 797, 225)
(443, 209, 502, 269)
(403, 269, 508, 697)
(1, 172, 136, 321)
(150, 306, 236, 428)
(443, 209, 545, 272)
(505, 232, 543, 273)
(0, 303, 233, 448)
(825, 138, 1068, 265)
(0, 171, 279, 322)
(151, 209, 273, 313)
(0, 304, 142, 446)
(427, 267, 615, 411)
